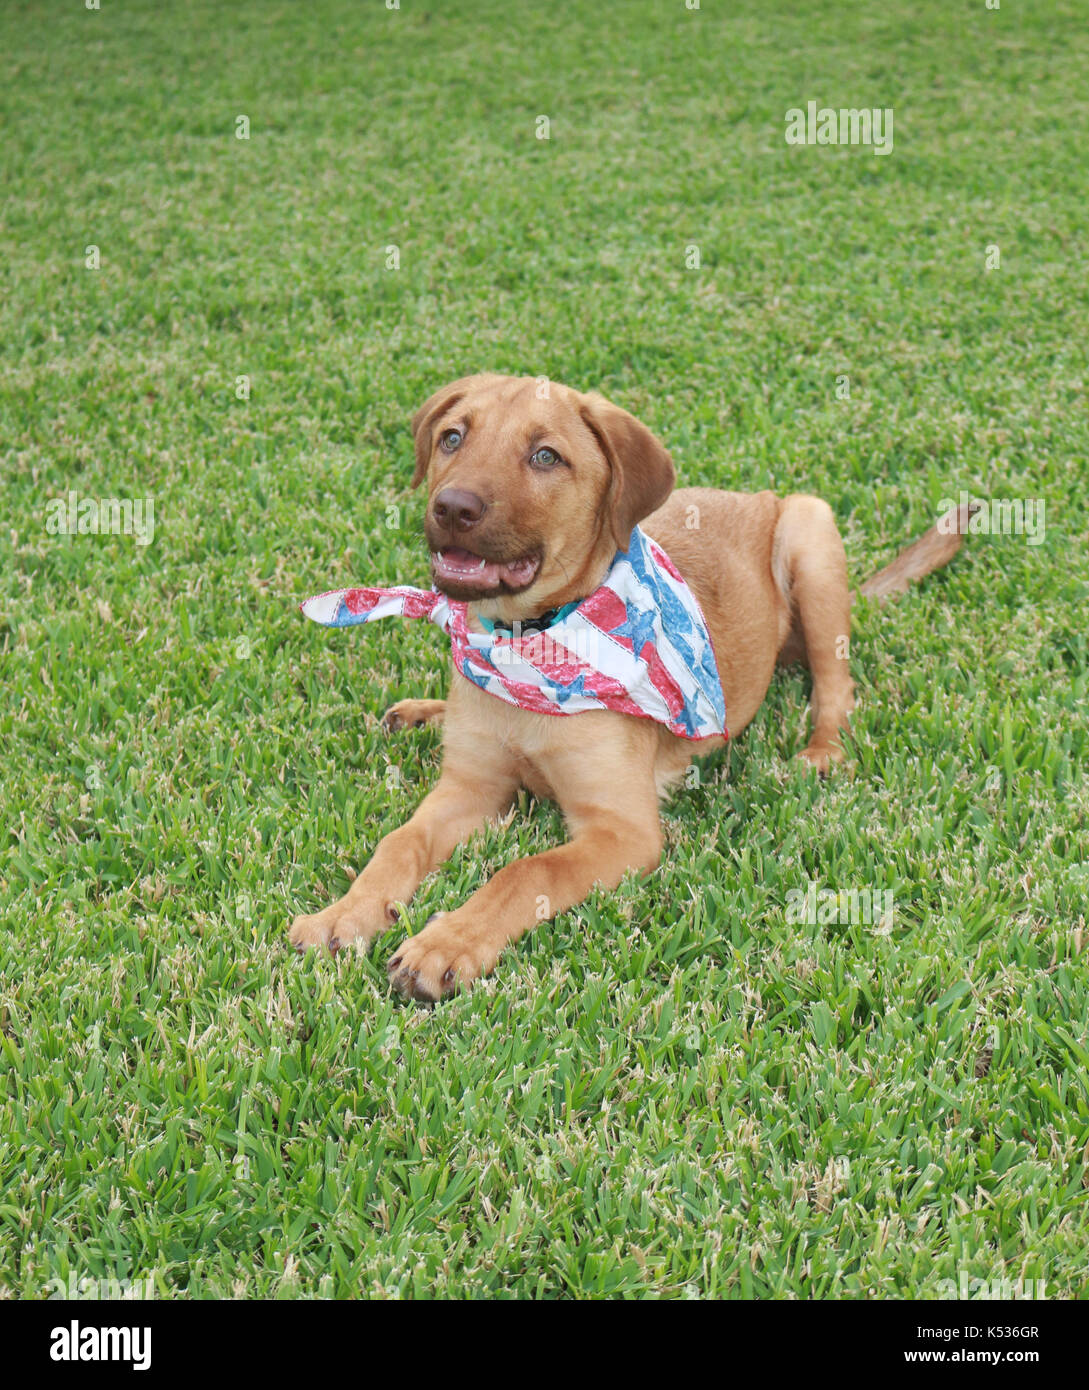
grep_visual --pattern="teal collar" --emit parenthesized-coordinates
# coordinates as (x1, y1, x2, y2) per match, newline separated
(476, 598, 582, 637)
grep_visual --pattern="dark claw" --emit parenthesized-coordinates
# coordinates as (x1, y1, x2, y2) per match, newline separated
(328, 937, 341, 956)
(388, 955, 402, 971)
(390, 966, 421, 1000)
(294, 943, 306, 955)
(442, 967, 456, 985)
(387, 905, 400, 923)
(414, 718, 426, 728)
(406, 971, 435, 1004)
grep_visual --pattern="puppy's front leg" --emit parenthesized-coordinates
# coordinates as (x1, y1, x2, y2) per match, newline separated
(382, 698, 446, 731)
(387, 795, 661, 1002)
(290, 757, 518, 955)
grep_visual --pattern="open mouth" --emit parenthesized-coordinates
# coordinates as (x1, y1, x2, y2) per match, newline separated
(431, 546, 542, 595)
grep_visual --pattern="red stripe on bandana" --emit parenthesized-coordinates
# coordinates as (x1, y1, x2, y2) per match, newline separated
(565, 666, 651, 721)
(401, 590, 444, 621)
(647, 539, 684, 583)
(344, 588, 378, 614)
(578, 587, 629, 642)
(460, 651, 562, 715)
(639, 641, 688, 720)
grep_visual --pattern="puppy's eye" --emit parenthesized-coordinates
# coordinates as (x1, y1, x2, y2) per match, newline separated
(530, 445, 563, 469)
(439, 429, 463, 453)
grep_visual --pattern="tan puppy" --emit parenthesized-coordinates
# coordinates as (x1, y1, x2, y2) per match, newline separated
(290, 374, 971, 999)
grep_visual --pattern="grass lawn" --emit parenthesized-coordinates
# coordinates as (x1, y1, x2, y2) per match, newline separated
(1, 0, 1087, 1299)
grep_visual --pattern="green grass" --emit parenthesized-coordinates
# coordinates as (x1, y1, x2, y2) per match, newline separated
(2, 0, 1087, 1299)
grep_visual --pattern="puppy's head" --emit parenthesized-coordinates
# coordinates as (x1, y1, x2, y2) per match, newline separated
(411, 374, 675, 620)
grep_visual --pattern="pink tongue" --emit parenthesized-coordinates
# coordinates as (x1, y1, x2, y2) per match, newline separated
(436, 548, 501, 586)
(435, 547, 539, 589)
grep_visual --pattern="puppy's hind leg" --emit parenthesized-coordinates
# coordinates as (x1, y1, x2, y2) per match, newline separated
(773, 496, 855, 773)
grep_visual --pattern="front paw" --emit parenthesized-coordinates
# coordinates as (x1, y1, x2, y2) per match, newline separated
(382, 699, 446, 733)
(386, 913, 491, 1003)
(798, 740, 845, 776)
(289, 896, 400, 956)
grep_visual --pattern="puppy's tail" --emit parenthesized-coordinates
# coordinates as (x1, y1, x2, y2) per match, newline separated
(856, 500, 980, 602)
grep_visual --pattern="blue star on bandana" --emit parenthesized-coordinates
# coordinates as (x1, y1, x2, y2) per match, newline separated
(605, 600, 660, 660)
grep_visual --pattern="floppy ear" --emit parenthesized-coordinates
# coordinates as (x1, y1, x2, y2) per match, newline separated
(579, 393, 676, 550)
(409, 382, 464, 488)
(409, 373, 505, 488)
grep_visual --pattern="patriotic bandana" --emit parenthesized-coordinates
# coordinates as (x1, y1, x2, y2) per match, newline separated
(300, 526, 727, 741)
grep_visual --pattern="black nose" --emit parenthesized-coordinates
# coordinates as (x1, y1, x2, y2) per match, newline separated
(432, 487, 486, 531)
